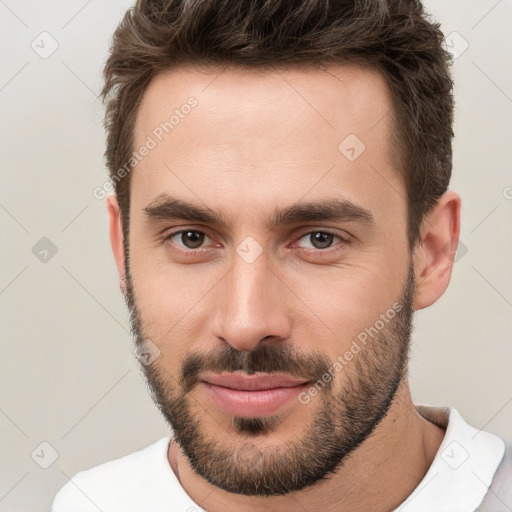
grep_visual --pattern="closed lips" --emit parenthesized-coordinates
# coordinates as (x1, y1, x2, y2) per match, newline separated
(201, 373, 310, 391)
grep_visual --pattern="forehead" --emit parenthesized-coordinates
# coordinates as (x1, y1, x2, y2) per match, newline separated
(135, 62, 394, 146)
(130, 63, 403, 226)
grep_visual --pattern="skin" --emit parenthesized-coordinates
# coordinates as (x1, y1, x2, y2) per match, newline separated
(107, 63, 461, 511)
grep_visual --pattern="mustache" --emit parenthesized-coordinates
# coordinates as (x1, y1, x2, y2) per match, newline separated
(180, 343, 332, 394)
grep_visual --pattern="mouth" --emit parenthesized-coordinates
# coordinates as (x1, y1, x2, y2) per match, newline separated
(200, 372, 312, 417)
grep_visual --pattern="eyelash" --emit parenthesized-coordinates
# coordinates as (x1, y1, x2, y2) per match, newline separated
(161, 228, 351, 254)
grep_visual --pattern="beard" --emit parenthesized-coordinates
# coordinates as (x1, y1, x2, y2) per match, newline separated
(124, 258, 416, 497)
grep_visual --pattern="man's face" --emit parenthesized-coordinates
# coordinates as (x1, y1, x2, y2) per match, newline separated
(124, 64, 414, 495)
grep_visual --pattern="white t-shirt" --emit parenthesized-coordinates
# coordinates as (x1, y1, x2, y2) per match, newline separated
(51, 405, 505, 512)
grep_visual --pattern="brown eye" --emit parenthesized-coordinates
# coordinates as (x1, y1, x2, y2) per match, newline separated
(165, 230, 209, 250)
(181, 231, 205, 248)
(310, 232, 335, 249)
(297, 231, 342, 250)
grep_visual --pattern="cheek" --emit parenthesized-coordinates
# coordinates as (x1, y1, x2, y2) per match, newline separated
(129, 238, 200, 311)
(288, 264, 404, 354)
(128, 248, 221, 357)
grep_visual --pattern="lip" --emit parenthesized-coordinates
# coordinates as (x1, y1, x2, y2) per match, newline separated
(200, 372, 311, 417)
(201, 372, 309, 391)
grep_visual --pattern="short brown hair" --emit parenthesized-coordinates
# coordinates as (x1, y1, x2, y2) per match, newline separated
(101, 0, 454, 252)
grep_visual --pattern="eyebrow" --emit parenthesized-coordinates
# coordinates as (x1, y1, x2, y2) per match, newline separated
(143, 193, 375, 230)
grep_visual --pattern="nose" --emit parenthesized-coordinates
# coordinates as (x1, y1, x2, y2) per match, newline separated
(210, 249, 292, 352)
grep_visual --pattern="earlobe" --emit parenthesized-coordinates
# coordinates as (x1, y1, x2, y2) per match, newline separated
(106, 194, 127, 295)
(412, 190, 461, 311)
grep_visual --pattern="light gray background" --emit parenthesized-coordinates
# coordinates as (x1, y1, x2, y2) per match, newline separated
(1, 1, 511, 510)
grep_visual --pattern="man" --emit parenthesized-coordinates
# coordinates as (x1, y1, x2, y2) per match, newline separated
(52, 0, 511, 510)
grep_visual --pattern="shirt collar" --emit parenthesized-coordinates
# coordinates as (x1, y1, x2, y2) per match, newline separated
(394, 405, 505, 512)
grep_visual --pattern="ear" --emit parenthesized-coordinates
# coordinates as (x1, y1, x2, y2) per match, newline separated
(412, 190, 462, 310)
(106, 194, 127, 295)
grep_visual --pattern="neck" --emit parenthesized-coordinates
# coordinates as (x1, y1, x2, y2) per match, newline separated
(168, 381, 445, 512)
